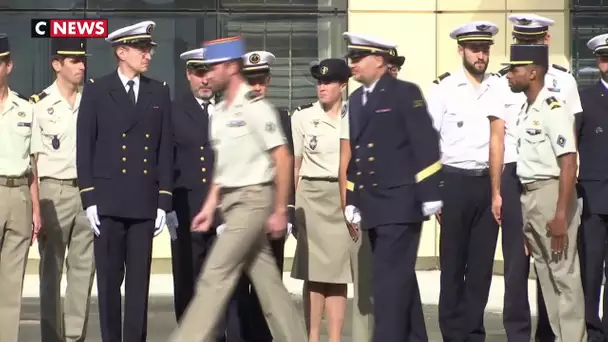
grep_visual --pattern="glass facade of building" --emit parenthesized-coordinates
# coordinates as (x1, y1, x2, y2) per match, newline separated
(571, 0, 608, 88)
(0, 0, 347, 109)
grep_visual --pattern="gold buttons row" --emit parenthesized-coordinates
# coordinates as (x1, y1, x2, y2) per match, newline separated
(354, 143, 375, 149)
(121, 169, 150, 175)
(121, 133, 151, 138)
(121, 158, 148, 163)
(355, 157, 375, 162)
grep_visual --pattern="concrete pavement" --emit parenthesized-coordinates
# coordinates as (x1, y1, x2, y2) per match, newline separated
(19, 296, 513, 341)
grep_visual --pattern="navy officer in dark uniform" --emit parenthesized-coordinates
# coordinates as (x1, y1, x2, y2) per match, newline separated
(339, 32, 442, 342)
(576, 33, 608, 342)
(168, 47, 243, 342)
(236, 49, 296, 342)
(76, 21, 172, 342)
(387, 48, 405, 78)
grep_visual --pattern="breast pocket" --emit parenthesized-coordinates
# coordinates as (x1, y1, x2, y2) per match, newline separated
(304, 132, 327, 154)
(12, 119, 33, 137)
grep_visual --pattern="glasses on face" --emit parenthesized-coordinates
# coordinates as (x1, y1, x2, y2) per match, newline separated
(129, 46, 156, 57)
(388, 66, 401, 73)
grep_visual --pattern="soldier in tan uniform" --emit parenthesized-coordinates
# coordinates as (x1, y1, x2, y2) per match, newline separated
(502, 44, 586, 342)
(167, 36, 307, 342)
(30, 38, 95, 342)
(0, 34, 41, 342)
(290, 58, 353, 342)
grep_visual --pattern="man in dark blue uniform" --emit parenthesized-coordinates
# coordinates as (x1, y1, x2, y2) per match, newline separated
(339, 32, 442, 342)
(576, 33, 608, 342)
(168, 47, 243, 342)
(76, 21, 172, 342)
(236, 49, 296, 342)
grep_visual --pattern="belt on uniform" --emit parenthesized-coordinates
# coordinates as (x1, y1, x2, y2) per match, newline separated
(443, 165, 489, 177)
(0, 175, 28, 187)
(301, 176, 339, 182)
(40, 177, 78, 187)
(522, 178, 558, 193)
(221, 181, 273, 194)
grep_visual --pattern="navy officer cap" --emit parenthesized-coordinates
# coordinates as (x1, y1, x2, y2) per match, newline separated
(310, 58, 351, 83)
(501, 44, 548, 68)
(587, 33, 608, 56)
(387, 48, 405, 67)
(0, 34, 9, 57)
(51, 38, 90, 57)
(105, 21, 157, 47)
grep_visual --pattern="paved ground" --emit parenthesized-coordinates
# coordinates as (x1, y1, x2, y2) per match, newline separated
(18, 296, 521, 342)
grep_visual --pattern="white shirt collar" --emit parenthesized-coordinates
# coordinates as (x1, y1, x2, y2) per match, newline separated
(195, 96, 215, 117)
(117, 68, 140, 89)
(363, 78, 379, 93)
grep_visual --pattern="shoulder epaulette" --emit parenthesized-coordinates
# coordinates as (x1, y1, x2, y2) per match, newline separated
(552, 64, 569, 73)
(497, 66, 510, 76)
(12, 91, 29, 102)
(433, 72, 451, 84)
(545, 96, 561, 110)
(29, 91, 48, 104)
(245, 90, 263, 102)
(295, 103, 313, 111)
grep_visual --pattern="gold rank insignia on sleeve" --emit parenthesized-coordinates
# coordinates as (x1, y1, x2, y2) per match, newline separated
(413, 99, 425, 108)
(545, 96, 561, 110)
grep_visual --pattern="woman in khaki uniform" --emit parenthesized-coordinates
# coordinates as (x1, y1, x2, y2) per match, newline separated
(290, 58, 352, 342)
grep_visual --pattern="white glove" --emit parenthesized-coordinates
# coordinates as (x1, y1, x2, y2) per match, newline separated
(154, 209, 166, 237)
(422, 201, 443, 216)
(86, 205, 100, 236)
(344, 205, 361, 225)
(216, 223, 227, 235)
(166, 211, 178, 241)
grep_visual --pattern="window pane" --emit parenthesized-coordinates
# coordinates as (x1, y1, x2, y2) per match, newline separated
(0, 11, 86, 96)
(219, 13, 347, 109)
(0, 0, 85, 10)
(572, 0, 608, 8)
(571, 15, 608, 88)
(86, 0, 215, 11)
(84, 12, 218, 99)
(219, 0, 347, 12)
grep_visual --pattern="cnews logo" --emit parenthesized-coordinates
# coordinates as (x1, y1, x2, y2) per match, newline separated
(31, 19, 109, 38)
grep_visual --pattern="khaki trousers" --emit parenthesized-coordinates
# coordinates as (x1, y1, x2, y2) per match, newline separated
(168, 184, 307, 342)
(521, 178, 586, 342)
(38, 179, 95, 342)
(0, 183, 33, 342)
(350, 229, 374, 342)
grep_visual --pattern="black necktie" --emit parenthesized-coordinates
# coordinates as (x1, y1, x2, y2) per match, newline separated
(127, 80, 136, 105)
(202, 102, 209, 114)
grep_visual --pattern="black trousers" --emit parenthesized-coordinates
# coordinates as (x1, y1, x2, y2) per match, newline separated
(500, 163, 531, 342)
(365, 223, 426, 342)
(171, 188, 243, 341)
(438, 167, 499, 342)
(237, 238, 285, 342)
(579, 212, 608, 341)
(94, 216, 153, 342)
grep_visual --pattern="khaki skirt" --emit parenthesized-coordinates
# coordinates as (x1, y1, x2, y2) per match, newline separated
(290, 178, 353, 283)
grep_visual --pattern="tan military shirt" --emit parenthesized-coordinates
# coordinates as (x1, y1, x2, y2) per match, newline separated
(516, 89, 577, 184)
(292, 101, 344, 178)
(211, 83, 286, 187)
(0, 89, 35, 177)
(30, 81, 81, 179)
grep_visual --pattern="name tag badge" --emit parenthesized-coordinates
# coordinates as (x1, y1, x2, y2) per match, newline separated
(17, 122, 31, 127)
(526, 128, 541, 135)
(227, 120, 246, 128)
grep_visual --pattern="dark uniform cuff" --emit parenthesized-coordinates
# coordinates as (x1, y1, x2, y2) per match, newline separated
(79, 187, 95, 209)
(415, 161, 442, 203)
(158, 190, 173, 212)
